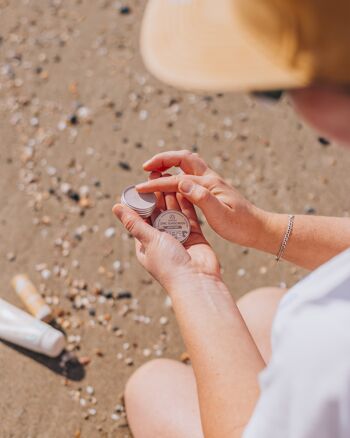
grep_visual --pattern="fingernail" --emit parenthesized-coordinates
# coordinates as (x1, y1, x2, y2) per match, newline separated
(135, 182, 147, 190)
(142, 160, 151, 168)
(112, 204, 122, 219)
(179, 180, 193, 194)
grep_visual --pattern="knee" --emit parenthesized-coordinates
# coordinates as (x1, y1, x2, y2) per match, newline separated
(125, 358, 175, 408)
(237, 287, 286, 317)
(125, 359, 201, 438)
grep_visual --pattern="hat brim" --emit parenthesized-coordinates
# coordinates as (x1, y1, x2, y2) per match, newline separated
(140, 0, 309, 92)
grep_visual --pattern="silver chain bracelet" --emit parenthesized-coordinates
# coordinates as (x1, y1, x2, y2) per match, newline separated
(276, 215, 295, 262)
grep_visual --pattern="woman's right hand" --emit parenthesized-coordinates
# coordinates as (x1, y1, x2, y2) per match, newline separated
(136, 150, 270, 249)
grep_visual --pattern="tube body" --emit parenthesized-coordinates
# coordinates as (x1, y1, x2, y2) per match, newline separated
(0, 299, 65, 357)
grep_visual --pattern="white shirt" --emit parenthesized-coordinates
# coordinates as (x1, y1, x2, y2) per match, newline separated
(244, 248, 350, 438)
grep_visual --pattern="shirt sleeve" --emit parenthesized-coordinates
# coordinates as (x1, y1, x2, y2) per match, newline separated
(243, 301, 350, 438)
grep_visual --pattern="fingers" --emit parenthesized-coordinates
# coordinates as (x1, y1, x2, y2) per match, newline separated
(149, 171, 166, 211)
(165, 192, 181, 211)
(176, 193, 202, 235)
(150, 207, 161, 226)
(161, 172, 180, 211)
(136, 175, 204, 193)
(113, 204, 156, 246)
(177, 180, 225, 216)
(143, 150, 212, 176)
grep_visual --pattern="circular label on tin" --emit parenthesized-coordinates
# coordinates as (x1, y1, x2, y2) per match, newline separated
(154, 210, 190, 243)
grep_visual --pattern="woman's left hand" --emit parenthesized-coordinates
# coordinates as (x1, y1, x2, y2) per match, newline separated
(113, 173, 221, 293)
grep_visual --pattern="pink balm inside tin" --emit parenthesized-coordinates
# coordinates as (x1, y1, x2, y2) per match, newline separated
(154, 210, 190, 243)
(121, 185, 157, 218)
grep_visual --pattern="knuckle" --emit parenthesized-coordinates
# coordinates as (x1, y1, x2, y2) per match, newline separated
(207, 174, 222, 186)
(182, 149, 192, 156)
(174, 174, 184, 184)
(124, 216, 137, 234)
(197, 188, 211, 203)
(204, 175, 215, 185)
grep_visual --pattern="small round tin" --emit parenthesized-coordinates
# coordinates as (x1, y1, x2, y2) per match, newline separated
(154, 210, 191, 243)
(121, 185, 157, 218)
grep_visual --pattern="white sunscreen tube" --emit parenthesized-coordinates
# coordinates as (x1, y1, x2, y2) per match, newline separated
(0, 299, 65, 357)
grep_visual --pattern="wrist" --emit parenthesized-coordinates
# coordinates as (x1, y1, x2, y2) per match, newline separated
(239, 206, 270, 248)
(166, 271, 228, 297)
(252, 210, 290, 255)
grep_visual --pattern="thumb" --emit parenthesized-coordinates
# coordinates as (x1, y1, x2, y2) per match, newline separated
(113, 204, 156, 246)
(178, 180, 224, 215)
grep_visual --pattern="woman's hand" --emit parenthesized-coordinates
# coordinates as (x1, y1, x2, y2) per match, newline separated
(113, 178, 221, 293)
(136, 150, 269, 248)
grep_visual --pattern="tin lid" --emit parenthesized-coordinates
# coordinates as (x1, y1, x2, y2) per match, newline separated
(122, 185, 157, 217)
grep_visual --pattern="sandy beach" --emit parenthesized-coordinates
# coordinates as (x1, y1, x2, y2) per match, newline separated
(1, 1, 350, 437)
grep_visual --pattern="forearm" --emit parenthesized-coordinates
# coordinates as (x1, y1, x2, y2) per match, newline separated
(254, 211, 350, 270)
(169, 274, 264, 438)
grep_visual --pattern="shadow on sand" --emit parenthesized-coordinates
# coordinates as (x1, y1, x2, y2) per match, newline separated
(1, 340, 85, 381)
